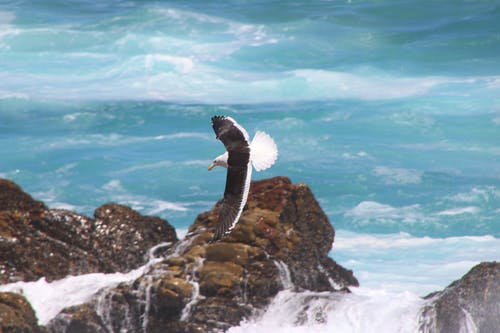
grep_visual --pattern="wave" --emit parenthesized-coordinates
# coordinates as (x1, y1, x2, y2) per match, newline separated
(437, 206, 480, 216)
(0, 269, 148, 325)
(373, 166, 422, 185)
(344, 201, 423, 222)
(116, 159, 211, 174)
(397, 141, 500, 155)
(331, 230, 499, 295)
(332, 230, 496, 250)
(445, 186, 500, 204)
(102, 179, 189, 213)
(343, 195, 497, 234)
(230, 288, 424, 333)
(4, 64, 500, 104)
(0, 244, 169, 325)
(42, 132, 210, 149)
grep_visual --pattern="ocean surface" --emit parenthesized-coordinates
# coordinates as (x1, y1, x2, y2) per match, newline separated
(0, 0, 499, 331)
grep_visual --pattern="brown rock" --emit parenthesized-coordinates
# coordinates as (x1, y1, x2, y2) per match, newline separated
(0, 179, 178, 284)
(0, 179, 46, 213)
(198, 261, 244, 296)
(157, 277, 193, 299)
(0, 292, 46, 333)
(205, 242, 264, 266)
(48, 176, 358, 332)
(192, 176, 358, 291)
(92, 203, 178, 272)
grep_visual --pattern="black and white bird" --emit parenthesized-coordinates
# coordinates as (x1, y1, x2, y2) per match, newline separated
(208, 116, 278, 242)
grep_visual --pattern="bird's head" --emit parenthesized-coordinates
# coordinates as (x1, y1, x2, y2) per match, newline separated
(208, 151, 229, 170)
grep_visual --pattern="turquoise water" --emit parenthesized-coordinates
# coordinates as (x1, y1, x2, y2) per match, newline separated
(1, 0, 499, 300)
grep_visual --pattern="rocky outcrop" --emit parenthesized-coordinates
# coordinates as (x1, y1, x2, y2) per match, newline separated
(0, 292, 47, 333)
(0, 178, 178, 284)
(420, 262, 500, 333)
(47, 176, 358, 333)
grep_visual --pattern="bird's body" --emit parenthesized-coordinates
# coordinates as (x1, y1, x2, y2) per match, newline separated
(209, 116, 278, 242)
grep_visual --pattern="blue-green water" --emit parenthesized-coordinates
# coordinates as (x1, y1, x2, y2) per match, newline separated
(1, 0, 499, 324)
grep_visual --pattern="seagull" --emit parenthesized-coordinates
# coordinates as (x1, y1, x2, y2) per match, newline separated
(208, 116, 278, 242)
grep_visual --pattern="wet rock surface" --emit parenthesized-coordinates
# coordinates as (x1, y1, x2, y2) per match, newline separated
(0, 178, 178, 284)
(420, 261, 500, 333)
(3, 177, 498, 333)
(0, 291, 47, 333)
(47, 176, 358, 332)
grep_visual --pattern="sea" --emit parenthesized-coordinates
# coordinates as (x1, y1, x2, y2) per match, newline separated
(0, 0, 499, 332)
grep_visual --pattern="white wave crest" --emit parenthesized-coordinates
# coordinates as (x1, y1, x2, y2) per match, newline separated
(3, 59, 500, 103)
(445, 186, 500, 204)
(437, 206, 480, 216)
(345, 201, 423, 222)
(102, 179, 189, 213)
(373, 166, 423, 185)
(145, 54, 195, 74)
(230, 288, 423, 333)
(332, 231, 496, 250)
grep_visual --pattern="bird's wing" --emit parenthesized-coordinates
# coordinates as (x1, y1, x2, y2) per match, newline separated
(211, 116, 250, 153)
(210, 116, 253, 242)
(211, 163, 252, 242)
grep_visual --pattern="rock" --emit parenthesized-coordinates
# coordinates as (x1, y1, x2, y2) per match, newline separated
(0, 178, 178, 283)
(420, 262, 500, 333)
(92, 203, 178, 272)
(49, 176, 358, 332)
(0, 179, 46, 213)
(0, 291, 47, 333)
(47, 304, 107, 333)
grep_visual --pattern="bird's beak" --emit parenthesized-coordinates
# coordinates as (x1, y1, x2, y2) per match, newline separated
(208, 163, 215, 171)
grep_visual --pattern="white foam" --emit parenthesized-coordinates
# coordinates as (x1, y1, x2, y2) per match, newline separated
(331, 230, 499, 295)
(147, 199, 189, 214)
(176, 228, 189, 239)
(117, 161, 173, 173)
(46, 132, 210, 149)
(342, 151, 371, 160)
(332, 231, 496, 250)
(4, 52, 500, 103)
(0, 268, 146, 325)
(102, 179, 189, 213)
(145, 54, 194, 74)
(102, 179, 124, 192)
(373, 166, 423, 185)
(345, 201, 423, 222)
(229, 288, 424, 333)
(154, 132, 211, 140)
(445, 186, 499, 204)
(437, 206, 480, 216)
(291, 69, 450, 100)
(32, 187, 88, 213)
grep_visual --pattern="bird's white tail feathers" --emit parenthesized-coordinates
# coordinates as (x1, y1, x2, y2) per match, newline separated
(250, 131, 278, 171)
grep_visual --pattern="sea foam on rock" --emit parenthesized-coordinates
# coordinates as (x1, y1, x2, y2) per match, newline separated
(0, 178, 178, 284)
(0, 292, 47, 333)
(47, 176, 358, 332)
(419, 261, 500, 333)
(3, 177, 496, 332)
